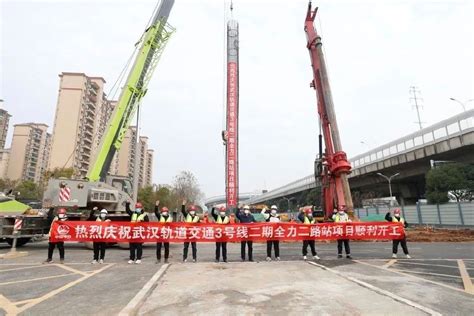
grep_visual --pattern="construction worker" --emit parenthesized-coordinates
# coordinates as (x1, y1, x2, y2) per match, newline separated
(298, 208, 320, 261)
(211, 205, 230, 263)
(90, 208, 111, 264)
(385, 208, 411, 259)
(181, 200, 199, 262)
(126, 201, 149, 264)
(154, 200, 172, 263)
(332, 207, 352, 259)
(235, 205, 256, 262)
(43, 208, 67, 264)
(261, 205, 281, 261)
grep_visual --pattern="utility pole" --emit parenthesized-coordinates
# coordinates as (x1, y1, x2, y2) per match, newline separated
(409, 86, 424, 130)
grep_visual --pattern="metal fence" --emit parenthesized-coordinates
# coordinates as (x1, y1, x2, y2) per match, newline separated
(355, 202, 474, 227)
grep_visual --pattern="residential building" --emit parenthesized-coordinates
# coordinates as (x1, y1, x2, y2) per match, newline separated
(111, 126, 137, 179)
(0, 100, 11, 149)
(145, 149, 154, 188)
(48, 72, 115, 178)
(0, 149, 10, 179)
(6, 123, 51, 183)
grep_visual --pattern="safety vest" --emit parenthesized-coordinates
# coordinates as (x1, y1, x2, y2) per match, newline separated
(392, 216, 405, 225)
(131, 213, 146, 222)
(159, 215, 172, 223)
(216, 216, 230, 224)
(185, 214, 200, 223)
(304, 216, 316, 224)
(334, 213, 349, 223)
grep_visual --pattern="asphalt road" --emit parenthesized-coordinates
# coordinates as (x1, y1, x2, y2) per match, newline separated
(0, 240, 473, 315)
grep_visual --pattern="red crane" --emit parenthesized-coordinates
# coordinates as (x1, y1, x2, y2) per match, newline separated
(304, 2, 354, 218)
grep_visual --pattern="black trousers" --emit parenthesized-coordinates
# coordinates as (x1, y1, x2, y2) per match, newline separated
(337, 239, 350, 255)
(266, 240, 280, 258)
(241, 241, 253, 261)
(48, 242, 64, 260)
(129, 242, 143, 260)
(156, 242, 170, 260)
(183, 242, 197, 260)
(302, 240, 317, 256)
(393, 238, 409, 255)
(93, 242, 106, 260)
(215, 242, 227, 261)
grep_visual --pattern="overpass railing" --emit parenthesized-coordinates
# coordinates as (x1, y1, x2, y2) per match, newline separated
(247, 109, 474, 205)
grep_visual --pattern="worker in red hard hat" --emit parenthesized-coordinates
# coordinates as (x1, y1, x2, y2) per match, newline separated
(43, 208, 68, 264)
(332, 206, 352, 259)
(126, 201, 149, 264)
(211, 205, 230, 263)
(298, 207, 320, 261)
(181, 200, 200, 262)
(154, 200, 172, 263)
(385, 208, 411, 259)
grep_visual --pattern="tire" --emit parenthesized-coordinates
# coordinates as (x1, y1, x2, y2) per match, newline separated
(6, 237, 32, 247)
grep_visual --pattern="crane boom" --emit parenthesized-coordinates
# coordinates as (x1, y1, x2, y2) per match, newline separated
(304, 2, 354, 218)
(87, 0, 175, 182)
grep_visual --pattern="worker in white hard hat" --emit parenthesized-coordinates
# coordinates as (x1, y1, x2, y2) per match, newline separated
(90, 208, 110, 264)
(332, 206, 352, 259)
(235, 205, 256, 261)
(261, 205, 281, 261)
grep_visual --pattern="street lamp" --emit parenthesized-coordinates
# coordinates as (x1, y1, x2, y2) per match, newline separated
(282, 197, 295, 219)
(449, 98, 473, 112)
(376, 172, 400, 208)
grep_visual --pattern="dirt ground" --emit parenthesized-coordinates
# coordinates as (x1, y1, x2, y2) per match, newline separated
(406, 227, 474, 242)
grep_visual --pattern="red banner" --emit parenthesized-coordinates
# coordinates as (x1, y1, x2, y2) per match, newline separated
(50, 222, 405, 243)
(226, 61, 238, 208)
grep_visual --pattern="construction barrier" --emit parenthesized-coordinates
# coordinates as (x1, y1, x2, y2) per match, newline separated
(50, 222, 405, 243)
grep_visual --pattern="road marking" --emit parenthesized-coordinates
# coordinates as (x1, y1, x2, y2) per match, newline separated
(119, 264, 170, 316)
(457, 259, 474, 295)
(395, 261, 467, 269)
(391, 269, 462, 279)
(16, 263, 114, 314)
(382, 259, 397, 269)
(0, 294, 20, 315)
(0, 273, 75, 286)
(0, 265, 52, 273)
(307, 261, 442, 316)
(54, 263, 89, 276)
(354, 260, 469, 294)
(12, 298, 36, 306)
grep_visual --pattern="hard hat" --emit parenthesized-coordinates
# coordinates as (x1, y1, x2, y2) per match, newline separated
(135, 202, 143, 209)
(243, 205, 250, 210)
(58, 208, 67, 215)
(161, 207, 169, 212)
(189, 205, 197, 211)
(271, 205, 277, 210)
(100, 209, 108, 214)
(394, 208, 401, 215)
(305, 208, 312, 214)
(219, 206, 226, 212)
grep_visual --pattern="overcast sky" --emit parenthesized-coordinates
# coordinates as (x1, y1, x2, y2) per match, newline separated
(1, 0, 473, 200)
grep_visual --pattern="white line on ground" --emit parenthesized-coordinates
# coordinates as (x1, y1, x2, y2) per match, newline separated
(118, 264, 170, 316)
(307, 261, 442, 316)
(457, 260, 474, 295)
(391, 269, 462, 279)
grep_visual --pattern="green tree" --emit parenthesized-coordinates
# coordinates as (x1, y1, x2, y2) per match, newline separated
(306, 187, 322, 206)
(0, 178, 17, 194)
(426, 163, 474, 203)
(172, 171, 203, 205)
(15, 181, 41, 200)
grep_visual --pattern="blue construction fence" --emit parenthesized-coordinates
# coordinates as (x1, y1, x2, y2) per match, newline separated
(355, 202, 474, 227)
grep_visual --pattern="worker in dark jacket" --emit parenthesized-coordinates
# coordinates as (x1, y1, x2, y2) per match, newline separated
(261, 205, 281, 261)
(154, 200, 172, 263)
(298, 207, 320, 261)
(126, 201, 149, 264)
(235, 205, 256, 262)
(43, 207, 67, 264)
(89, 207, 110, 264)
(182, 200, 200, 262)
(211, 206, 230, 262)
(385, 208, 411, 259)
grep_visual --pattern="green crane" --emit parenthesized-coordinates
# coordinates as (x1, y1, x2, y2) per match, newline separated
(87, 0, 175, 182)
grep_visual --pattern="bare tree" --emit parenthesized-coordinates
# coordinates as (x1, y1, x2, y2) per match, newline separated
(172, 171, 203, 205)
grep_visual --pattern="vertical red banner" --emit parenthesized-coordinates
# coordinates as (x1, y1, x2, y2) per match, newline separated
(226, 61, 238, 209)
